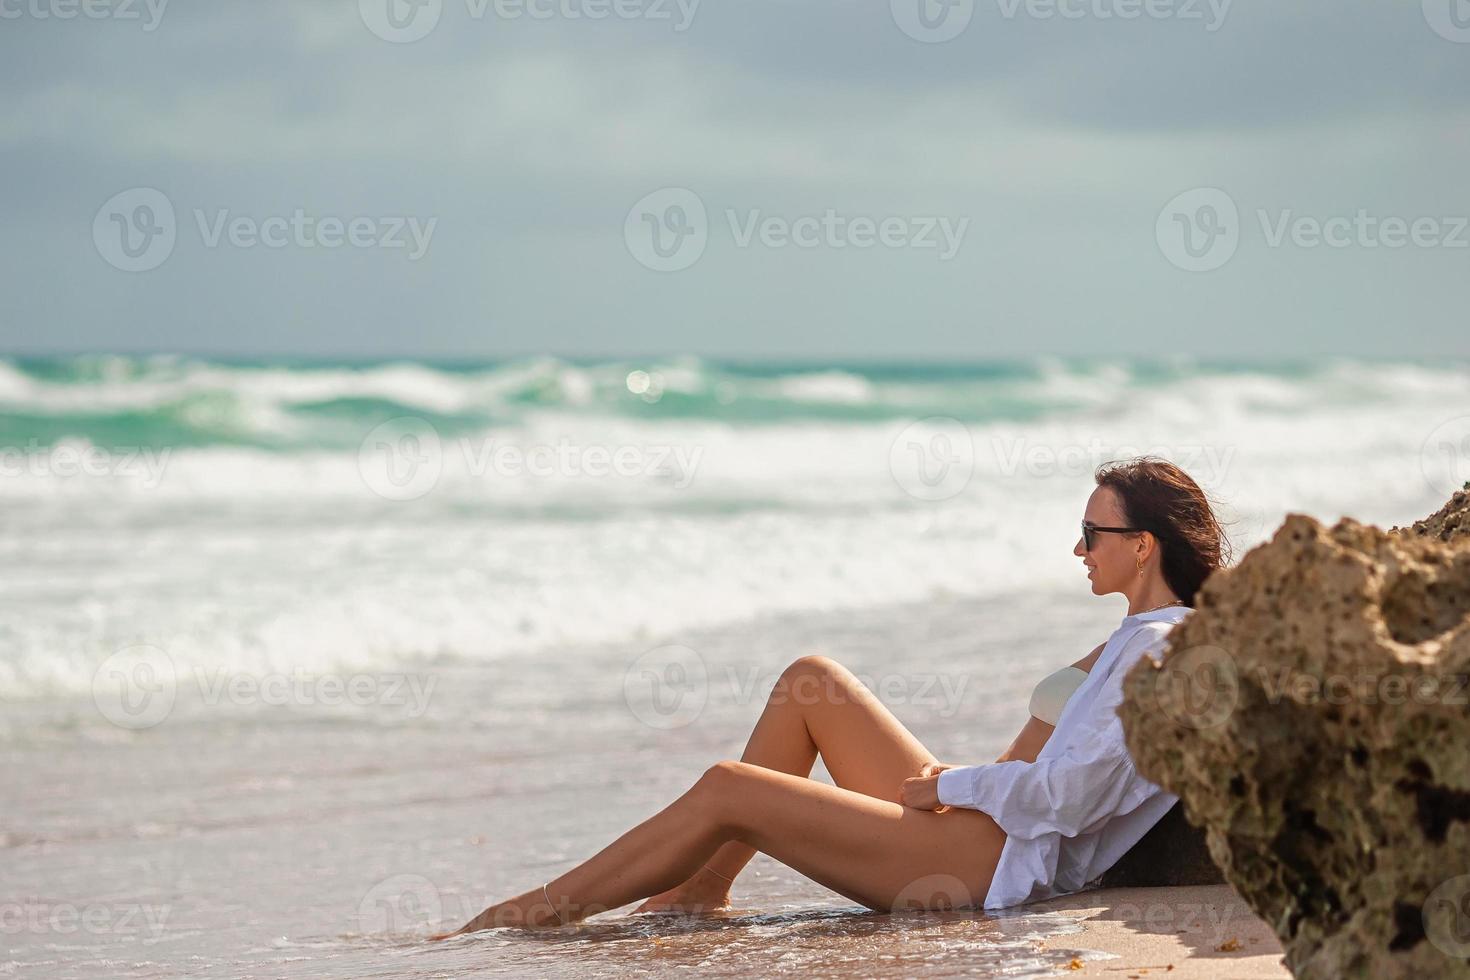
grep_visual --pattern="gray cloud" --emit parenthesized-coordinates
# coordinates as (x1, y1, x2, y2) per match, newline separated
(1, 0, 1466, 358)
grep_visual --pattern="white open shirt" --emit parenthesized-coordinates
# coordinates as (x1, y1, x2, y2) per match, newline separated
(936, 604, 1191, 909)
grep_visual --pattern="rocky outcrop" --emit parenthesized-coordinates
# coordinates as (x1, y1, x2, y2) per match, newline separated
(1117, 489, 1470, 979)
(1391, 486, 1470, 544)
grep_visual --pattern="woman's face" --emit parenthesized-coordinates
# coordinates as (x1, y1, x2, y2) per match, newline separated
(1074, 486, 1143, 596)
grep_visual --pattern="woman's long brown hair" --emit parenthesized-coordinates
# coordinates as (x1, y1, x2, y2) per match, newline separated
(1094, 456, 1233, 607)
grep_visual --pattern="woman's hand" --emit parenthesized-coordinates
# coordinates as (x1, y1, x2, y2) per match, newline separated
(901, 773, 941, 810)
(901, 762, 957, 811)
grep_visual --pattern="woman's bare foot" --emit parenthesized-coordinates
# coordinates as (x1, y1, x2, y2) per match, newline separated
(444, 884, 573, 935)
(633, 866, 734, 915)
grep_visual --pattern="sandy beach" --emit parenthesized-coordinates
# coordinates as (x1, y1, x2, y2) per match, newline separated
(0, 590, 1288, 980)
(1032, 884, 1289, 978)
(7, 593, 1139, 979)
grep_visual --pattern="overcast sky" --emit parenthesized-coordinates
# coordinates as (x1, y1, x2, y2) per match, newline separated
(2, 0, 1467, 360)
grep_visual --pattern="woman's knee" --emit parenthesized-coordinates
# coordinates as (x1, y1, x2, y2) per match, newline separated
(690, 760, 754, 833)
(776, 654, 853, 708)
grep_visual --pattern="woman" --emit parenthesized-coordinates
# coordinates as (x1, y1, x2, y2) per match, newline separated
(441, 455, 1231, 933)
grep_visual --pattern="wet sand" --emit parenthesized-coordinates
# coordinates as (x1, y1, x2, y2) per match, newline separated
(1033, 883, 1289, 977)
(4, 593, 1285, 978)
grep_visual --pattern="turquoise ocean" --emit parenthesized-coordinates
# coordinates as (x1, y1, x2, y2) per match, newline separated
(2, 353, 1464, 705)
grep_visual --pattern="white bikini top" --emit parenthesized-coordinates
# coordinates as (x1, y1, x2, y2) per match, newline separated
(1028, 665, 1090, 726)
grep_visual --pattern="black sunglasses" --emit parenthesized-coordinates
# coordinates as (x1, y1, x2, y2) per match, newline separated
(1081, 520, 1144, 551)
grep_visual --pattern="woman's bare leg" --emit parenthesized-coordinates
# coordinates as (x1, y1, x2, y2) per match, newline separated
(448, 760, 1005, 933)
(447, 764, 730, 932)
(636, 654, 940, 912)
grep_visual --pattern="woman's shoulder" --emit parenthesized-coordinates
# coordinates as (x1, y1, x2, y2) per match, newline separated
(1070, 642, 1106, 673)
(1109, 609, 1189, 649)
(1108, 619, 1182, 672)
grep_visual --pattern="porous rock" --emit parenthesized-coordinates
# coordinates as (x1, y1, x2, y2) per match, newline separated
(1391, 485, 1470, 544)
(1118, 490, 1470, 979)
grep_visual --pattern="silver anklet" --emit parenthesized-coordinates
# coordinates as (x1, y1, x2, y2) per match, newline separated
(543, 882, 565, 925)
(704, 866, 736, 884)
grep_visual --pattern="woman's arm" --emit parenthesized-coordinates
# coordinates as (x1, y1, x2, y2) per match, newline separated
(993, 642, 1106, 764)
(994, 716, 1055, 764)
(901, 643, 1109, 809)
(930, 624, 1178, 837)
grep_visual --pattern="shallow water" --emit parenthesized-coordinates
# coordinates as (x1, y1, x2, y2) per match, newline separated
(5, 596, 1131, 979)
